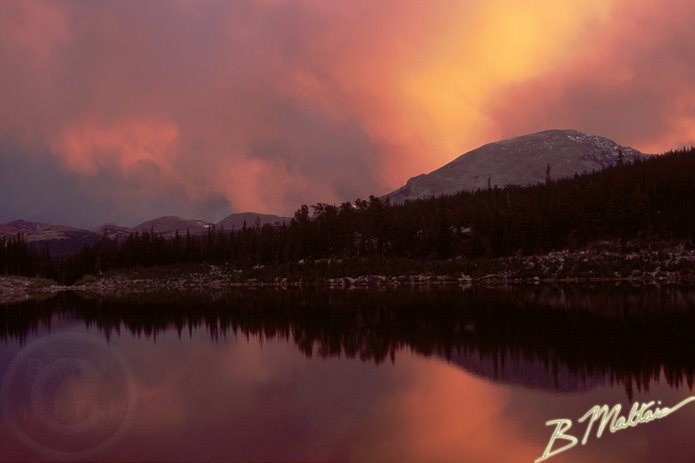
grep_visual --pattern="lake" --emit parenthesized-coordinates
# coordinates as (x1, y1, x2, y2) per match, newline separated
(1, 285, 694, 462)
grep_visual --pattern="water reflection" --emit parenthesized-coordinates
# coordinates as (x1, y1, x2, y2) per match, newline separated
(0, 286, 695, 462)
(2, 285, 695, 398)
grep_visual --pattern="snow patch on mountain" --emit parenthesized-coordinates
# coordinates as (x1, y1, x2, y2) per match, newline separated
(386, 129, 649, 203)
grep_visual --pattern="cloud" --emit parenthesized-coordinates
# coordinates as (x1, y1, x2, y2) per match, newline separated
(0, 133, 229, 228)
(0, 0, 398, 222)
(487, 0, 695, 153)
(0, 0, 691, 225)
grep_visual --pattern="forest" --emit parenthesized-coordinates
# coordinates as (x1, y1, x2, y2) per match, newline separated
(2, 147, 694, 284)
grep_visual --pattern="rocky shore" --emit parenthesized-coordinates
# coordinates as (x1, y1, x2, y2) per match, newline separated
(0, 276, 56, 304)
(2, 241, 694, 303)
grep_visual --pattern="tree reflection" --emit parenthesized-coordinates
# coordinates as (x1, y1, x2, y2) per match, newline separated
(2, 285, 695, 399)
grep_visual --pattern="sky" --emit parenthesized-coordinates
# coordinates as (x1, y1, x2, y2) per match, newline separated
(1, 0, 695, 228)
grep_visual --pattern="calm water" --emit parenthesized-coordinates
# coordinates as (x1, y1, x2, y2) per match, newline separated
(1, 286, 695, 462)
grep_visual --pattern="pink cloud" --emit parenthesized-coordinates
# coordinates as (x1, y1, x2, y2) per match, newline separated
(487, 0, 695, 153)
(0, 0, 692, 224)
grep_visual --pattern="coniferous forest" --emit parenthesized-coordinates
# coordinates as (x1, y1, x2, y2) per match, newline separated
(2, 148, 694, 284)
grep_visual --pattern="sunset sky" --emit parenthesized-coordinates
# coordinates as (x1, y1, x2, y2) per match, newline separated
(1, 0, 694, 227)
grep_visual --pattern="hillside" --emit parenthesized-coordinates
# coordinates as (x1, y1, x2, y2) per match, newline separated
(387, 129, 647, 202)
(0, 220, 101, 256)
(132, 216, 213, 237)
(217, 212, 288, 230)
(94, 223, 133, 240)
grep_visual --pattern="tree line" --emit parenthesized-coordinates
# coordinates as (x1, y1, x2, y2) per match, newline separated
(2, 147, 694, 284)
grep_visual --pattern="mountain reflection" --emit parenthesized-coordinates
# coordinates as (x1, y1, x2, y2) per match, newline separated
(2, 285, 695, 399)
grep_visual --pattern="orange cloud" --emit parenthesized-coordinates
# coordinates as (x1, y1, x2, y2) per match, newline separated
(488, 0, 695, 153)
(0, 0, 691, 224)
(55, 122, 179, 174)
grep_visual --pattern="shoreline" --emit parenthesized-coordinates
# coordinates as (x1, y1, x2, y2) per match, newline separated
(2, 269, 694, 307)
(3, 241, 695, 304)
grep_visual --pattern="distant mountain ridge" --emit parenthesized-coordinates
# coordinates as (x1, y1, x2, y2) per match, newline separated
(0, 220, 101, 256)
(218, 212, 288, 230)
(5, 219, 52, 232)
(94, 223, 132, 240)
(386, 129, 648, 203)
(1, 211, 291, 253)
(132, 216, 213, 238)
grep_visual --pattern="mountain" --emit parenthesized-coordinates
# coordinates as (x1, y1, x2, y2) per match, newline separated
(0, 211, 290, 254)
(386, 129, 648, 203)
(217, 212, 289, 230)
(1, 220, 101, 256)
(94, 223, 133, 240)
(5, 219, 51, 232)
(0, 224, 18, 235)
(436, 349, 607, 393)
(105, 212, 289, 239)
(132, 216, 213, 238)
